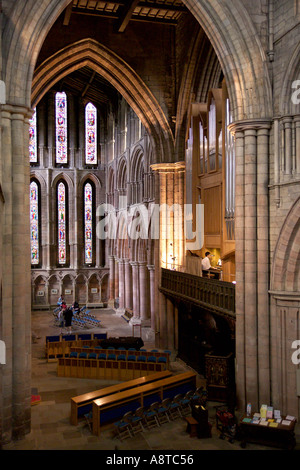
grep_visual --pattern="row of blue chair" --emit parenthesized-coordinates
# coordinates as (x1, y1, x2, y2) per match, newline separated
(69, 351, 167, 363)
(113, 392, 194, 440)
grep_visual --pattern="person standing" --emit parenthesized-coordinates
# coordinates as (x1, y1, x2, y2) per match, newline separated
(64, 306, 73, 335)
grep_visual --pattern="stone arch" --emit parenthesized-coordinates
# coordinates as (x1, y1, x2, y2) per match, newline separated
(279, 42, 300, 116)
(32, 274, 47, 307)
(74, 273, 87, 305)
(130, 145, 144, 204)
(271, 196, 300, 293)
(116, 157, 127, 191)
(31, 38, 174, 163)
(48, 274, 60, 305)
(3, 0, 272, 131)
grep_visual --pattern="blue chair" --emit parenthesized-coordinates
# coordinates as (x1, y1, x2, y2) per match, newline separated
(88, 353, 97, 359)
(98, 353, 107, 360)
(151, 349, 159, 353)
(107, 353, 116, 360)
(147, 356, 157, 363)
(123, 411, 144, 434)
(174, 393, 191, 416)
(69, 351, 78, 358)
(118, 347, 126, 351)
(164, 350, 172, 355)
(137, 355, 146, 362)
(158, 356, 167, 364)
(79, 352, 87, 359)
(117, 354, 126, 361)
(107, 346, 115, 350)
(128, 348, 136, 351)
(113, 420, 133, 440)
(127, 355, 136, 361)
(140, 348, 147, 352)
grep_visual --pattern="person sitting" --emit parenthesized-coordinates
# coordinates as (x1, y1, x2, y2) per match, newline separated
(202, 252, 213, 271)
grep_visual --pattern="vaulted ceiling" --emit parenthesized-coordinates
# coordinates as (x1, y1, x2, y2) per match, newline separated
(50, 0, 189, 110)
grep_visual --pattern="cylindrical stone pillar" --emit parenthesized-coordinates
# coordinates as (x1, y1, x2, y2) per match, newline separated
(131, 261, 140, 319)
(108, 255, 115, 300)
(139, 261, 149, 323)
(124, 259, 132, 310)
(147, 265, 155, 331)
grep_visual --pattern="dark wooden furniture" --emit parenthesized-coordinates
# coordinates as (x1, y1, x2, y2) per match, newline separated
(238, 414, 297, 450)
(57, 355, 168, 381)
(100, 336, 144, 350)
(205, 352, 235, 403)
(191, 403, 212, 438)
(185, 416, 199, 437)
(92, 371, 197, 435)
(70, 370, 172, 425)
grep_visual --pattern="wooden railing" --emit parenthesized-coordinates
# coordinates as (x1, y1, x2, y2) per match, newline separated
(160, 268, 235, 318)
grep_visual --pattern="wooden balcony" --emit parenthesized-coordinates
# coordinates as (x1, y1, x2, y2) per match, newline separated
(160, 268, 235, 319)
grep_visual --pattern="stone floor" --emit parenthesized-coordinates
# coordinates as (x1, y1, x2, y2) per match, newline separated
(3, 308, 300, 457)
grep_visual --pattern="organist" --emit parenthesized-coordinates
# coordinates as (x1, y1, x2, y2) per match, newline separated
(202, 252, 222, 279)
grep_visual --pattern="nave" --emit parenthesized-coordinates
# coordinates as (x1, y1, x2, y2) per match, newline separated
(3, 308, 297, 452)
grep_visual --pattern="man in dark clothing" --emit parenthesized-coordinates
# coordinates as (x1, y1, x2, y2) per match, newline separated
(63, 306, 73, 334)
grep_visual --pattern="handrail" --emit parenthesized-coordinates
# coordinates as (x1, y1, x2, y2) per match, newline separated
(160, 268, 235, 318)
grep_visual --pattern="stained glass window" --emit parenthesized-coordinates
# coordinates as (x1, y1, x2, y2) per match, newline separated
(55, 92, 68, 164)
(85, 102, 97, 164)
(58, 182, 66, 264)
(29, 108, 37, 163)
(30, 181, 39, 265)
(84, 182, 93, 264)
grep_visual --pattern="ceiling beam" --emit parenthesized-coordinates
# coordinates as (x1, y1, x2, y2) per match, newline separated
(63, 2, 73, 26)
(137, 1, 188, 12)
(81, 70, 96, 98)
(116, 0, 140, 32)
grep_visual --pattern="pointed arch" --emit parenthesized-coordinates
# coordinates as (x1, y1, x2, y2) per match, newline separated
(280, 42, 300, 115)
(31, 38, 174, 163)
(4, 0, 272, 130)
(271, 196, 300, 292)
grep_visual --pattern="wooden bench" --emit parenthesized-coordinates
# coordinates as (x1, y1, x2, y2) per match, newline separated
(70, 370, 172, 425)
(68, 347, 170, 367)
(185, 416, 199, 437)
(57, 355, 168, 381)
(92, 371, 197, 436)
(45, 333, 107, 361)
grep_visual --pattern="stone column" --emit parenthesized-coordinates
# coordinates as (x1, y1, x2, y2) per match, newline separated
(295, 115, 300, 175)
(116, 259, 125, 315)
(283, 116, 293, 176)
(229, 119, 271, 412)
(108, 255, 115, 301)
(256, 127, 270, 405)
(139, 261, 149, 324)
(1, 104, 32, 442)
(114, 258, 119, 306)
(47, 91, 55, 167)
(130, 261, 140, 319)
(124, 259, 132, 310)
(147, 265, 155, 331)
